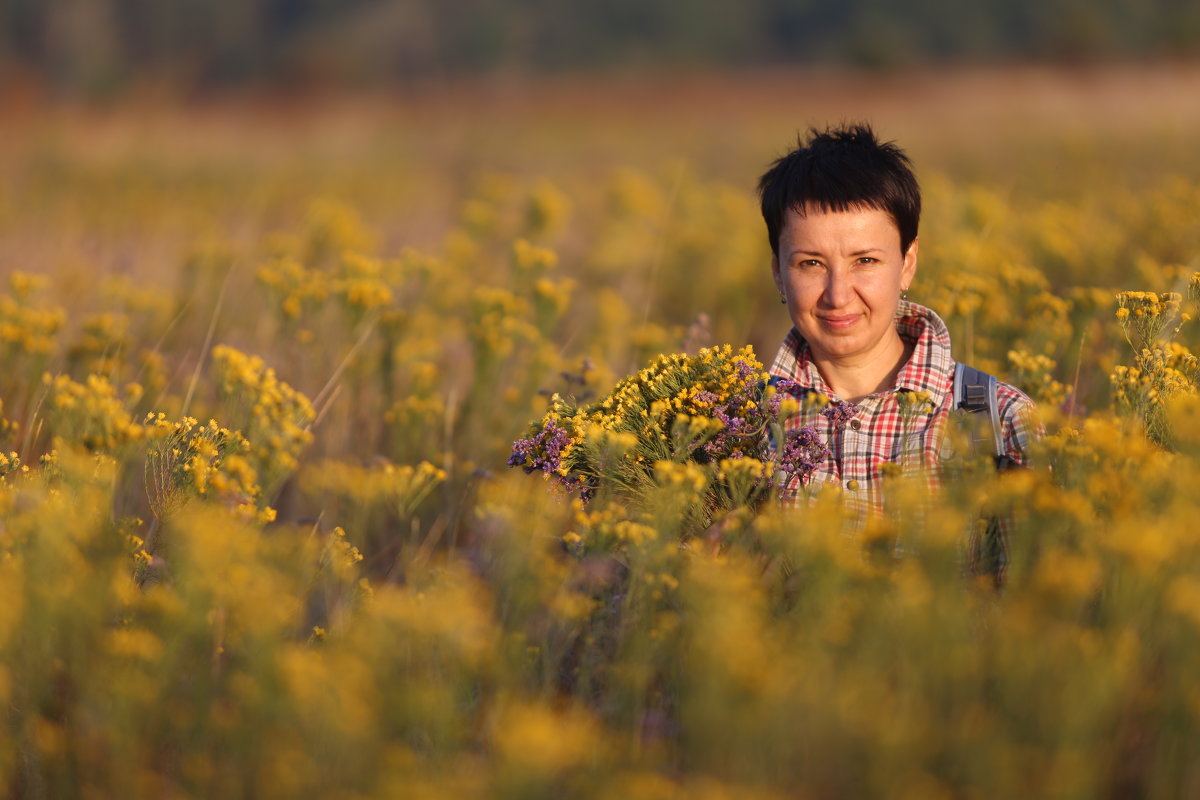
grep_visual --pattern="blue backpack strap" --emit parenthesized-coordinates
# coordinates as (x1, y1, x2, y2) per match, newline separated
(952, 362, 1005, 463)
(765, 374, 818, 400)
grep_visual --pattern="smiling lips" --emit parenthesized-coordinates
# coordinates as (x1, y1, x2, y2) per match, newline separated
(819, 313, 862, 330)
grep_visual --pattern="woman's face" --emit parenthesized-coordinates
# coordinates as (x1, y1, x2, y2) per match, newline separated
(772, 204, 917, 367)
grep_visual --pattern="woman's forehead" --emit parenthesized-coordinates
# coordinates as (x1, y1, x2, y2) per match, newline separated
(780, 204, 902, 244)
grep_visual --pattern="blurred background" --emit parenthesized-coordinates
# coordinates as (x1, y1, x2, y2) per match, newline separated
(8, 9, 1200, 798)
(2, 0, 1199, 95)
(1, 0, 1199, 407)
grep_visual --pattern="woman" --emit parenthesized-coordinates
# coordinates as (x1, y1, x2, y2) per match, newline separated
(758, 125, 1037, 526)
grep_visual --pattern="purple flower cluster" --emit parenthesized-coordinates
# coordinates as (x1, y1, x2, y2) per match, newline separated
(764, 378, 804, 418)
(778, 425, 831, 486)
(765, 378, 837, 486)
(822, 400, 857, 431)
(691, 389, 751, 460)
(507, 418, 573, 478)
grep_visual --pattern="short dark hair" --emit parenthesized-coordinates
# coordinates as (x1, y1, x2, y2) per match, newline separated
(757, 124, 921, 258)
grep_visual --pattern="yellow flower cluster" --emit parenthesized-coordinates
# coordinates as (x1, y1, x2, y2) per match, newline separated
(569, 496, 629, 534)
(0, 290, 65, 357)
(523, 180, 572, 238)
(1111, 343, 1199, 447)
(512, 343, 785, 543)
(135, 349, 168, 404)
(42, 373, 146, 452)
(897, 389, 935, 420)
(0, 399, 17, 439)
(1023, 290, 1075, 352)
(98, 273, 175, 320)
(669, 412, 724, 442)
(210, 344, 315, 483)
(300, 459, 446, 517)
(512, 237, 558, 274)
(717, 457, 772, 482)
(652, 459, 709, 493)
(319, 525, 365, 580)
(258, 248, 398, 333)
(301, 197, 377, 263)
(68, 312, 132, 376)
(594, 345, 764, 436)
(335, 252, 394, 313)
(613, 519, 659, 546)
(8, 270, 50, 299)
(533, 276, 575, 323)
(1116, 290, 1184, 347)
(565, 496, 669, 552)
(606, 167, 668, 221)
(258, 256, 330, 320)
(0, 450, 25, 478)
(144, 414, 264, 521)
(583, 424, 640, 463)
(923, 271, 990, 318)
(115, 513, 154, 570)
(1007, 349, 1069, 408)
(716, 457, 775, 509)
(383, 395, 444, 430)
(469, 286, 539, 359)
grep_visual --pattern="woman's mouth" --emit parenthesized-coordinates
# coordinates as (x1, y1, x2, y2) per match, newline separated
(819, 314, 861, 330)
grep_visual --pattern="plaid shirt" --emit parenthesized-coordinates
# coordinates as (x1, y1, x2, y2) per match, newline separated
(770, 300, 1036, 518)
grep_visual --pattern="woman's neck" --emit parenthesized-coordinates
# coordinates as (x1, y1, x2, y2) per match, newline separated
(813, 332, 913, 404)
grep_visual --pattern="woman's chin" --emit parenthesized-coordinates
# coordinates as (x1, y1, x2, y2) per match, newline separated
(809, 340, 868, 363)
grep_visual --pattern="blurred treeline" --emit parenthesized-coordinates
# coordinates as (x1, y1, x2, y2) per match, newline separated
(2, 0, 1199, 96)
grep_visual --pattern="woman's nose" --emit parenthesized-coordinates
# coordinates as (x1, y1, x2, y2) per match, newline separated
(822, 268, 854, 307)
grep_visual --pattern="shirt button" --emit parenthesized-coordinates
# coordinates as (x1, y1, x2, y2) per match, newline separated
(846, 479, 860, 491)
(849, 419, 862, 431)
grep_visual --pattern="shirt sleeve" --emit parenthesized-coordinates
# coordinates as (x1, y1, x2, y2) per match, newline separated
(996, 383, 1041, 466)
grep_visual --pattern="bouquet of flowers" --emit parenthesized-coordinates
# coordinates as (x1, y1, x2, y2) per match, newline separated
(507, 344, 828, 519)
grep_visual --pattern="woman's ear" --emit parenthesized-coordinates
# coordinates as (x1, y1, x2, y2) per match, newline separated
(771, 253, 784, 294)
(901, 236, 919, 289)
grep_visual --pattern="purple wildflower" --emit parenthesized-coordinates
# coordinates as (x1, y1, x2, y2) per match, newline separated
(732, 358, 758, 383)
(778, 424, 831, 486)
(765, 378, 804, 418)
(821, 401, 857, 432)
(508, 418, 573, 478)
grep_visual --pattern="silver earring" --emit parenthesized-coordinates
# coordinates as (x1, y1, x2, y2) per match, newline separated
(901, 288, 909, 301)
(779, 293, 787, 304)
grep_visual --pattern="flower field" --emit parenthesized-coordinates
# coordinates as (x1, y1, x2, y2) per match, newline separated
(4, 68, 1200, 797)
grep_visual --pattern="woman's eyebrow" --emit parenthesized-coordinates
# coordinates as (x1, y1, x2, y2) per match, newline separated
(787, 247, 885, 258)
